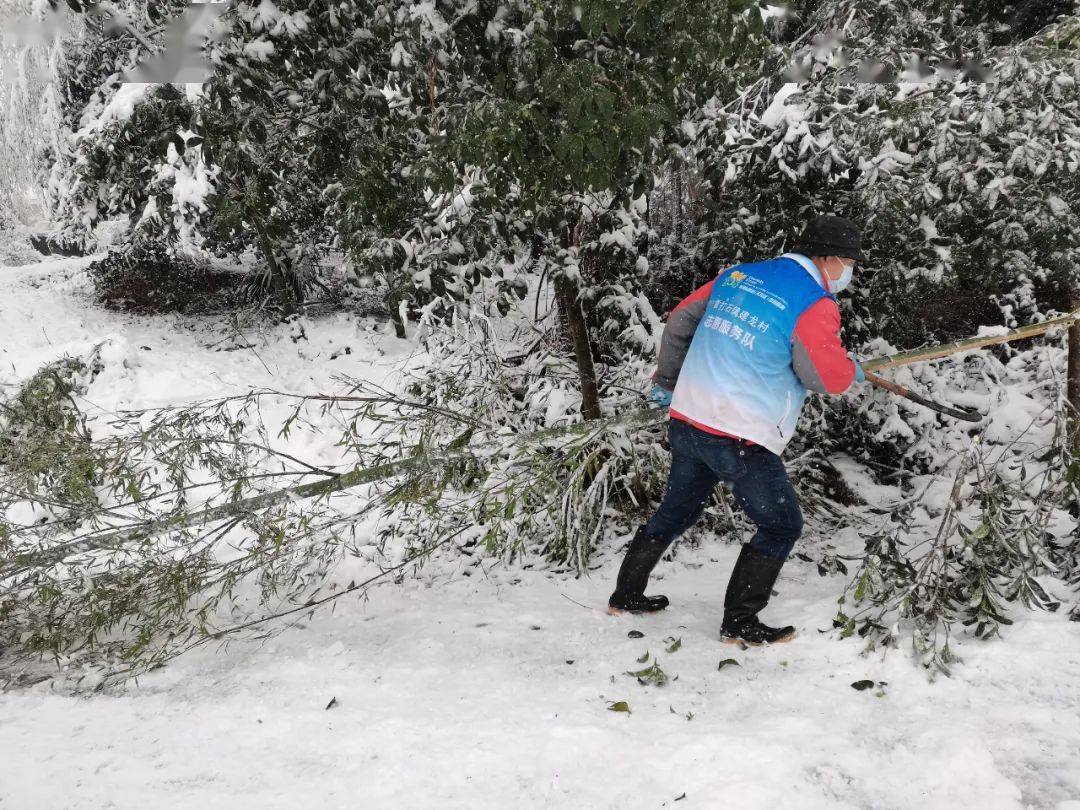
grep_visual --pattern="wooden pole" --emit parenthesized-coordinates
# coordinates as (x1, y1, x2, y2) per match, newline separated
(863, 370, 981, 421)
(863, 310, 1080, 372)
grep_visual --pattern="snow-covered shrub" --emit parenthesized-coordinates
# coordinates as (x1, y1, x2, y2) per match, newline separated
(363, 311, 675, 568)
(837, 420, 1075, 675)
(36, 2, 186, 252)
(0, 350, 105, 527)
(0, 229, 42, 266)
(27, 230, 86, 257)
(89, 243, 244, 314)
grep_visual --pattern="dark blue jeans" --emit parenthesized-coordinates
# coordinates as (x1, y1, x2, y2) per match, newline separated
(644, 419, 804, 560)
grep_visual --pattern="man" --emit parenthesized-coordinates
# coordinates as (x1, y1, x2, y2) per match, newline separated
(607, 214, 867, 645)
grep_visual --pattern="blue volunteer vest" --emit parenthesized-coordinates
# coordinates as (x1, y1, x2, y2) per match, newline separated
(669, 255, 832, 454)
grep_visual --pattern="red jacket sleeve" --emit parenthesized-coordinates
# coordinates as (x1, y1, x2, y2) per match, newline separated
(790, 297, 857, 395)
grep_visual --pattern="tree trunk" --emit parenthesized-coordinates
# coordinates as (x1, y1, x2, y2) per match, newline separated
(673, 158, 684, 245)
(556, 274, 602, 421)
(254, 226, 300, 318)
(388, 284, 408, 339)
(556, 218, 602, 421)
(390, 312, 408, 340)
(1068, 291, 1080, 454)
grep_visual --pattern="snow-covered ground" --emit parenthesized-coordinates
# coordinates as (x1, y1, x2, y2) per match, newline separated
(2, 255, 1080, 809)
(0, 254, 424, 410)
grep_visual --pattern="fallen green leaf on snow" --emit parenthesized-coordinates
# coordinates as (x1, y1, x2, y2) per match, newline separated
(626, 661, 669, 686)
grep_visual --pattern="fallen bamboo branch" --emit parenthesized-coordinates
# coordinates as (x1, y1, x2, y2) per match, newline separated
(7, 312, 1075, 573)
(5, 408, 666, 571)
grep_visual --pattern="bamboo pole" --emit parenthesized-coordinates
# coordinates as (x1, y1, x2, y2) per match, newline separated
(862, 310, 1080, 372)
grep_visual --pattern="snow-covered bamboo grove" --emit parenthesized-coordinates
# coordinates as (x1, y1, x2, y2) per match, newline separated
(2, 0, 1080, 807)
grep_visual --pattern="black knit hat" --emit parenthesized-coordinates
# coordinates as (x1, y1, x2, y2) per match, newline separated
(791, 214, 864, 262)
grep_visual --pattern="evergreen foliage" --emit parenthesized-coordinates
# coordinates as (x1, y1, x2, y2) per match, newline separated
(838, 429, 1069, 675)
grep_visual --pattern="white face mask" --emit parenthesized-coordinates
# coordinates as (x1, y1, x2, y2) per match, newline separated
(831, 259, 855, 293)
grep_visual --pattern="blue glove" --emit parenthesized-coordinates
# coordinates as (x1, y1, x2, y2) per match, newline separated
(849, 354, 866, 384)
(647, 384, 673, 407)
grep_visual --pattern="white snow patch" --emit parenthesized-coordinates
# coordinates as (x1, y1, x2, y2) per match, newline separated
(2, 547, 1078, 808)
(760, 83, 804, 128)
(76, 84, 151, 137)
(543, 387, 578, 426)
(243, 39, 276, 61)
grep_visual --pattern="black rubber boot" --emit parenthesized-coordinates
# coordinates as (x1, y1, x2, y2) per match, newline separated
(720, 545, 796, 644)
(607, 526, 671, 615)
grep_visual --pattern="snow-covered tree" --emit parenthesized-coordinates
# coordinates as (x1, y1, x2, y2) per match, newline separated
(680, 0, 1079, 469)
(0, 0, 59, 229)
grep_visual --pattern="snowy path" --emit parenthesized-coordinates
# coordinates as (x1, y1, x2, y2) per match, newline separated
(3, 545, 1080, 809)
(2, 257, 1080, 809)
